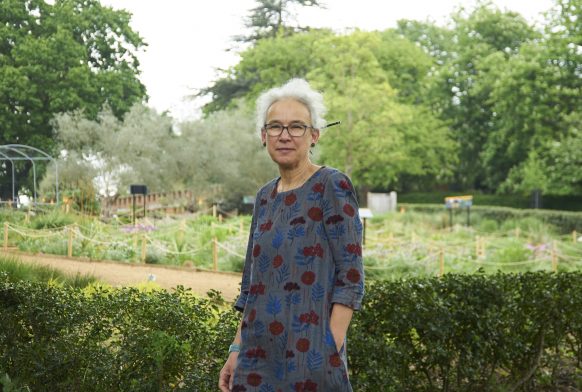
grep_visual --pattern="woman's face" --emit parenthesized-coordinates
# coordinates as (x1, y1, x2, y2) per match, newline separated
(262, 98, 319, 170)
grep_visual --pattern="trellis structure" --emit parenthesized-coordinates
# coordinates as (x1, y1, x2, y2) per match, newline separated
(0, 144, 59, 206)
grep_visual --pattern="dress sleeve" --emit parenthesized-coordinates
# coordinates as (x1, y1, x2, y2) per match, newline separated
(322, 171, 365, 311)
(234, 195, 259, 312)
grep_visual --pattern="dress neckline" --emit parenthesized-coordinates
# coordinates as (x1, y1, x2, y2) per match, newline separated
(274, 166, 326, 195)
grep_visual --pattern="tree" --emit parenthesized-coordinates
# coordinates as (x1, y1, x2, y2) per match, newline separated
(308, 32, 457, 190)
(0, 0, 146, 199)
(236, 0, 324, 43)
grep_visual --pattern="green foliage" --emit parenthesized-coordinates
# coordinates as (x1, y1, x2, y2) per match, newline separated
(0, 0, 146, 198)
(402, 203, 582, 233)
(0, 277, 240, 391)
(0, 255, 96, 288)
(1, 272, 581, 390)
(350, 272, 582, 391)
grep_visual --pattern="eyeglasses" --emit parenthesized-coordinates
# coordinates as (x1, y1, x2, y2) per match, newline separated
(263, 122, 314, 137)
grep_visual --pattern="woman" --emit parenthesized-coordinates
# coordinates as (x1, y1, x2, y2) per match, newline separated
(219, 79, 364, 391)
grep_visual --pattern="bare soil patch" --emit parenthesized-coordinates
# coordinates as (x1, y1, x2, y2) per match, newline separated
(1, 250, 242, 302)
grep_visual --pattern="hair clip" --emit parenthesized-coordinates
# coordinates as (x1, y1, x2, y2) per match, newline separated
(322, 121, 341, 129)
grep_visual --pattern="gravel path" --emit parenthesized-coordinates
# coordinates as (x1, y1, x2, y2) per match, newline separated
(1, 250, 242, 301)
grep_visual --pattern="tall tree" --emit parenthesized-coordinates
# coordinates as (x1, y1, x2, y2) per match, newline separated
(236, 0, 323, 43)
(0, 0, 146, 199)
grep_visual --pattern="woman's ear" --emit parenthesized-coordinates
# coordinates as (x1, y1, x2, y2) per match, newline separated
(261, 130, 267, 146)
(311, 129, 320, 145)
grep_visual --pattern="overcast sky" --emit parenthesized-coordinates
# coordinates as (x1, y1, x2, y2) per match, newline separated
(100, 0, 555, 122)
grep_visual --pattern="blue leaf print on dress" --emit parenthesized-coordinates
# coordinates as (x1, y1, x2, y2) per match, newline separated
(316, 223, 328, 241)
(271, 195, 282, 214)
(260, 384, 275, 392)
(241, 356, 258, 369)
(254, 320, 265, 338)
(287, 226, 305, 241)
(277, 330, 288, 351)
(272, 229, 284, 249)
(354, 216, 363, 235)
(292, 315, 310, 333)
(259, 254, 270, 273)
(295, 247, 314, 267)
(276, 263, 290, 285)
(266, 294, 282, 317)
(307, 191, 322, 201)
(285, 292, 302, 308)
(307, 349, 323, 371)
(287, 359, 297, 373)
(274, 360, 285, 381)
(328, 224, 346, 240)
(287, 202, 301, 220)
(320, 199, 333, 216)
(311, 282, 324, 302)
(325, 326, 336, 347)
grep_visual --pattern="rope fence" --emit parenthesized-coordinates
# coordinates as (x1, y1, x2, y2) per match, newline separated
(2, 221, 581, 274)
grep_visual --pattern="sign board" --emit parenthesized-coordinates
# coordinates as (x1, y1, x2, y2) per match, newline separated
(445, 195, 473, 209)
(359, 208, 374, 219)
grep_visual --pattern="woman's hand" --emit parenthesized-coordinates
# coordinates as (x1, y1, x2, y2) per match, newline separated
(218, 352, 238, 392)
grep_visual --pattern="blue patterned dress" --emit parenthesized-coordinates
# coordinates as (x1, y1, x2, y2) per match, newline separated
(232, 166, 365, 392)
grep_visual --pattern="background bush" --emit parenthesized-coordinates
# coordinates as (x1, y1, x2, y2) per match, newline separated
(1, 271, 581, 391)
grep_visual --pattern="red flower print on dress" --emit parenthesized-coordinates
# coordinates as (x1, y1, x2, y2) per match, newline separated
(298, 310, 319, 325)
(253, 244, 261, 257)
(259, 220, 272, 232)
(260, 198, 267, 206)
(308, 207, 323, 221)
(304, 379, 318, 392)
(248, 308, 256, 322)
(347, 268, 361, 283)
(329, 353, 342, 367)
(250, 282, 265, 295)
(284, 192, 297, 206)
(343, 203, 355, 217)
(269, 320, 285, 335)
(232, 385, 247, 392)
(302, 243, 324, 258)
(290, 216, 306, 225)
(272, 255, 283, 268)
(325, 214, 344, 225)
(335, 279, 346, 287)
(296, 338, 310, 352)
(339, 180, 351, 191)
(286, 350, 295, 358)
(301, 271, 315, 285)
(245, 346, 266, 359)
(270, 186, 277, 199)
(346, 243, 362, 256)
(312, 182, 325, 194)
(247, 372, 262, 387)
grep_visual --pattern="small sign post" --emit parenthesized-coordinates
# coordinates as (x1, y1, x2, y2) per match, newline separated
(359, 208, 374, 246)
(445, 195, 473, 230)
(130, 185, 148, 226)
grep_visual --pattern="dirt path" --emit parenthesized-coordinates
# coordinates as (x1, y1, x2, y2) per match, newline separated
(1, 250, 242, 302)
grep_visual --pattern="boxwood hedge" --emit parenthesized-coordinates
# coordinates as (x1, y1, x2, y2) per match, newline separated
(1, 272, 581, 391)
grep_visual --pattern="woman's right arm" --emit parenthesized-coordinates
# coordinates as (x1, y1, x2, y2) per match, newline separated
(218, 319, 243, 392)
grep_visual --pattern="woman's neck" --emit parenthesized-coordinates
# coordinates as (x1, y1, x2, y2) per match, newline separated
(278, 161, 318, 192)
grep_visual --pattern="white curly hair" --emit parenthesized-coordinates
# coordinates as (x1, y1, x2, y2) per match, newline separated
(255, 78, 327, 135)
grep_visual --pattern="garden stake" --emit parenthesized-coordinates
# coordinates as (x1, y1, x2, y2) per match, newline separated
(515, 228, 520, 238)
(439, 247, 445, 277)
(141, 235, 147, 263)
(573, 230, 577, 243)
(67, 226, 74, 258)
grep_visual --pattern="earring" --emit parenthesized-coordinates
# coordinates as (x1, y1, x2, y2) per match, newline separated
(311, 143, 315, 147)
(263, 142, 266, 147)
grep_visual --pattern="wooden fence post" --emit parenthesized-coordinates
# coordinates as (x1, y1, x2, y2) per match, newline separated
(213, 237, 218, 271)
(3, 222, 8, 252)
(67, 225, 74, 258)
(141, 235, 147, 263)
(212, 205, 217, 218)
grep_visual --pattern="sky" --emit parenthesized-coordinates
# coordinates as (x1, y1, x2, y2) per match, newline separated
(100, 0, 555, 122)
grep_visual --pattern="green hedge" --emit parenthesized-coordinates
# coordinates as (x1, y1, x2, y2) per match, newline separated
(402, 203, 582, 233)
(1, 272, 581, 391)
(398, 192, 582, 211)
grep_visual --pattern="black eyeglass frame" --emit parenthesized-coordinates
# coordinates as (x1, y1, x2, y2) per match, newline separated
(263, 122, 315, 138)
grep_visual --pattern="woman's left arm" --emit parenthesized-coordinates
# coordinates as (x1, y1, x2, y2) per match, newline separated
(322, 171, 365, 349)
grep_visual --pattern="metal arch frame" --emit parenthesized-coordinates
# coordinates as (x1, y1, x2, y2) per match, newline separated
(0, 144, 59, 207)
